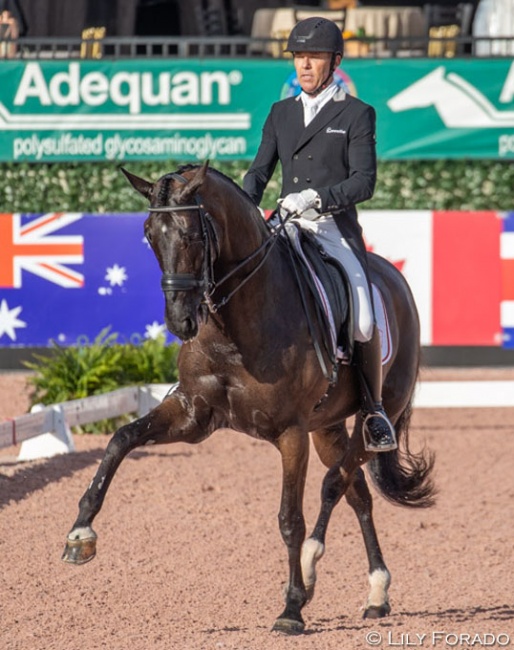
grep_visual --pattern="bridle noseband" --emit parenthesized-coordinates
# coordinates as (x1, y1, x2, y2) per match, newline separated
(160, 272, 204, 292)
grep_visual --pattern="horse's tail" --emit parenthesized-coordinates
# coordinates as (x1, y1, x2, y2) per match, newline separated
(367, 397, 436, 508)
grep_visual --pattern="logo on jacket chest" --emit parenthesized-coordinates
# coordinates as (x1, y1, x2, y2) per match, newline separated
(326, 127, 346, 135)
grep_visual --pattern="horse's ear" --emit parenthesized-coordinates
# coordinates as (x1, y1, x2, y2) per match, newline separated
(174, 160, 210, 203)
(120, 168, 153, 199)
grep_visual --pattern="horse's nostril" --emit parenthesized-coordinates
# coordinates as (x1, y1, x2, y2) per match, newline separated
(184, 317, 196, 332)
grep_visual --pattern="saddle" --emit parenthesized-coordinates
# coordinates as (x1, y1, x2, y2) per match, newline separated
(286, 225, 354, 368)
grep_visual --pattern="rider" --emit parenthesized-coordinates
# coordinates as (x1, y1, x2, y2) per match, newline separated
(243, 16, 397, 452)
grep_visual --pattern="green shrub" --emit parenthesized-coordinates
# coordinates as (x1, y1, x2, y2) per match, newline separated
(23, 327, 180, 433)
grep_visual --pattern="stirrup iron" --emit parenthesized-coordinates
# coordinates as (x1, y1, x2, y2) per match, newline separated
(362, 411, 398, 452)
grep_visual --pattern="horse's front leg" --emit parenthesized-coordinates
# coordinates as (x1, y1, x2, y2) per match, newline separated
(62, 388, 211, 565)
(272, 426, 309, 635)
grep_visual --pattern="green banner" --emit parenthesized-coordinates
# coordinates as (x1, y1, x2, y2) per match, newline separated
(359, 59, 514, 160)
(0, 58, 513, 162)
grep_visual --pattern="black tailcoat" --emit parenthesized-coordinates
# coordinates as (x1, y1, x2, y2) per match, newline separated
(243, 86, 377, 265)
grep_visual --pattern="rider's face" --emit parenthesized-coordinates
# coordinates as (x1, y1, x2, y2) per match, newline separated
(293, 51, 340, 94)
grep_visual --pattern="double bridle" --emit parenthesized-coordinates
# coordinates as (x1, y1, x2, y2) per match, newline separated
(148, 172, 280, 314)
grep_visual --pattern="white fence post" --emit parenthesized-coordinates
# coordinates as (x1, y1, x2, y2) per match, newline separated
(2, 385, 174, 462)
(17, 404, 75, 462)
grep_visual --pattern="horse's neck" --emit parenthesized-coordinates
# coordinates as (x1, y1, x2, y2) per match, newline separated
(211, 211, 294, 341)
(209, 193, 269, 274)
(223, 204, 269, 261)
(204, 180, 299, 342)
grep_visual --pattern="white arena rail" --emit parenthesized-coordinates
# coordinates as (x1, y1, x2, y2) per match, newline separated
(0, 384, 173, 461)
(1, 381, 514, 462)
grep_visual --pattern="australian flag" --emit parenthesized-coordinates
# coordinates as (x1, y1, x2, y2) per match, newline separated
(0, 212, 171, 346)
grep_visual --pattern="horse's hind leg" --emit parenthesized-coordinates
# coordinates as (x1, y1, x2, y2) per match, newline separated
(62, 389, 211, 565)
(308, 420, 391, 618)
(345, 466, 391, 619)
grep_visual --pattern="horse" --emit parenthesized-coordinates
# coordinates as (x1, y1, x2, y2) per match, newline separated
(62, 161, 435, 635)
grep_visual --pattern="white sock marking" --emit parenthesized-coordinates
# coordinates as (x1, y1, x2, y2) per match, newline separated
(367, 568, 391, 608)
(301, 538, 325, 590)
(67, 526, 97, 542)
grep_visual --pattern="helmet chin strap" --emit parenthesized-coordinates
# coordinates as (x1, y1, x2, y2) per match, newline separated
(302, 54, 337, 97)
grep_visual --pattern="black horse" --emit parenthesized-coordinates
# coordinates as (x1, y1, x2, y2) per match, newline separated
(63, 162, 434, 635)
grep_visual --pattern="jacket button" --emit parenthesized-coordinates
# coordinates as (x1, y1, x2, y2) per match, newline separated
(294, 155, 299, 160)
(308, 155, 313, 160)
(293, 177, 298, 183)
(306, 178, 311, 183)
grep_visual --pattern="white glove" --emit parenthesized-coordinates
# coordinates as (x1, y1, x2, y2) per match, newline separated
(279, 189, 321, 220)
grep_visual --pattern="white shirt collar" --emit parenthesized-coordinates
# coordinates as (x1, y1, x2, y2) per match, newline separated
(300, 81, 338, 111)
(300, 81, 338, 126)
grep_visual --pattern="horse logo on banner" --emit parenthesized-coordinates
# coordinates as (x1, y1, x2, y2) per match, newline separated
(388, 66, 514, 128)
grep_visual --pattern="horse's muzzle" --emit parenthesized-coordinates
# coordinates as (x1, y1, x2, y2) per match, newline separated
(164, 298, 207, 342)
(178, 318, 199, 341)
(161, 272, 206, 340)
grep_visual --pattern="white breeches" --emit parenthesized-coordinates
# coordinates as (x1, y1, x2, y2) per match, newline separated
(291, 215, 374, 342)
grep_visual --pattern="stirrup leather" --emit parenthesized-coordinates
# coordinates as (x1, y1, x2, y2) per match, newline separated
(362, 411, 398, 452)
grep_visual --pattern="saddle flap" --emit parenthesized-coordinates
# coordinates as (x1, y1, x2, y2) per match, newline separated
(288, 226, 353, 361)
(286, 227, 393, 366)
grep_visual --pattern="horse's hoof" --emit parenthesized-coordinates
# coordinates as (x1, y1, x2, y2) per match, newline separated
(272, 617, 305, 636)
(363, 603, 391, 619)
(62, 529, 97, 565)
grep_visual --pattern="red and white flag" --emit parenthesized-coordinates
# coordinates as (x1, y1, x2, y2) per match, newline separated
(361, 210, 504, 346)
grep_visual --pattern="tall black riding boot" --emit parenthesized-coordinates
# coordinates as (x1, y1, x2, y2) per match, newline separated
(355, 326, 397, 452)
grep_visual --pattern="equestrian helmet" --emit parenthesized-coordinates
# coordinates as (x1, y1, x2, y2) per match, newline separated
(285, 17, 344, 55)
